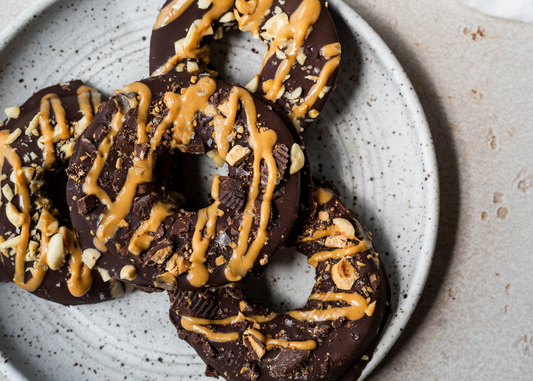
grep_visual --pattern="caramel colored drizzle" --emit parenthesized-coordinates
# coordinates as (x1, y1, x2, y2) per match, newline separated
(128, 202, 173, 255)
(289, 54, 340, 122)
(261, 0, 322, 101)
(223, 87, 278, 282)
(77, 85, 101, 122)
(235, 0, 274, 37)
(181, 313, 245, 342)
(153, 0, 197, 29)
(39, 94, 68, 168)
(152, 0, 339, 124)
(189, 175, 221, 287)
(290, 292, 369, 321)
(66, 229, 93, 297)
(244, 329, 317, 350)
(299, 225, 337, 242)
(0, 87, 101, 296)
(307, 241, 367, 267)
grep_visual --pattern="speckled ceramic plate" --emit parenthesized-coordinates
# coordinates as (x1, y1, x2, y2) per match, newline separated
(0, 0, 439, 380)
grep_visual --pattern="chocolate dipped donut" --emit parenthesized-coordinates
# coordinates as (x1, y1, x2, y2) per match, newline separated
(0, 82, 132, 305)
(150, 0, 341, 132)
(169, 180, 391, 380)
(66, 71, 307, 292)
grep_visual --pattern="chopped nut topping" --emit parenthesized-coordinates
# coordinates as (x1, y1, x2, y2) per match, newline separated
(47, 231, 66, 271)
(150, 246, 173, 264)
(120, 265, 137, 281)
(97, 267, 111, 282)
(296, 47, 306, 65)
(308, 109, 319, 118)
(0, 235, 21, 251)
(26, 240, 39, 261)
(81, 248, 101, 269)
(261, 12, 289, 40)
(325, 233, 347, 248)
(25, 113, 41, 136)
(197, 0, 211, 9)
(289, 144, 305, 174)
(154, 272, 177, 291)
(243, 333, 266, 360)
(206, 149, 226, 167)
(245, 75, 259, 93)
(187, 61, 200, 73)
(213, 26, 224, 40)
(236, 0, 257, 14)
(215, 255, 226, 266)
(166, 254, 191, 276)
(219, 11, 236, 23)
(109, 279, 125, 298)
(5, 202, 24, 228)
(226, 145, 251, 166)
(333, 218, 355, 238)
(5, 128, 22, 144)
(4, 105, 21, 120)
(2, 184, 14, 202)
(285, 86, 302, 100)
(331, 257, 359, 290)
(318, 211, 329, 221)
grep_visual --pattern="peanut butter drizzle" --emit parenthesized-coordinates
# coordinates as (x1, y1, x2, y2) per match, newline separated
(244, 328, 317, 350)
(0, 131, 46, 291)
(189, 175, 221, 287)
(39, 94, 68, 168)
(307, 241, 367, 267)
(77, 85, 101, 123)
(153, 0, 197, 29)
(181, 313, 245, 342)
(65, 228, 93, 297)
(128, 202, 173, 255)
(0, 87, 102, 296)
(236, 0, 274, 37)
(320, 42, 342, 59)
(152, 0, 234, 76)
(223, 88, 278, 282)
(289, 54, 340, 121)
(261, 0, 322, 101)
(299, 225, 336, 242)
(290, 292, 369, 321)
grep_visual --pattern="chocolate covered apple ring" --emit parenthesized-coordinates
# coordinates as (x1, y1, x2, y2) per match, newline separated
(66, 71, 308, 291)
(150, 0, 341, 132)
(169, 180, 391, 380)
(0, 82, 132, 305)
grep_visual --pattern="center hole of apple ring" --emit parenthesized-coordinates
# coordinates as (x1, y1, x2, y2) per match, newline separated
(244, 247, 315, 313)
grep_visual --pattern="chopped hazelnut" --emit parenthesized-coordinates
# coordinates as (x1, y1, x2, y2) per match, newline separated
(331, 257, 359, 290)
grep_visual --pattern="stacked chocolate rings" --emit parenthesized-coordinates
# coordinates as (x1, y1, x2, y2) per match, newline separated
(0, 0, 391, 380)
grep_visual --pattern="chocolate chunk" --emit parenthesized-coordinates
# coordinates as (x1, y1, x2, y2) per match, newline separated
(77, 194, 100, 215)
(226, 287, 244, 300)
(219, 176, 245, 211)
(81, 137, 98, 155)
(153, 224, 165, 240)
(269, 349, 310, 378)
(235, 165, 252, 184)
(171, 218, 190, 235)
(254, 199, 274, 226)
(172, 289, 218, 319)
(273, 143, 289, 178)
(137, 183, 156, 195)
(177, 327, 188, 340)
(115, 133, 134, 155)
(135, 143, 150, 160)
(187, 137, 205, 154)
(205, 365, 219, 379)
(112, 167, 127, 193)
(144, 238, 173, 265)
(93, 124, 110, 143)
(66, 163, 87, 182)
(209, 88, 230, 107)
(133, 195, 153, 220)
(244, 334, 266, 361)
(332, 317, 345, 329)
(191, 333, 202, 345)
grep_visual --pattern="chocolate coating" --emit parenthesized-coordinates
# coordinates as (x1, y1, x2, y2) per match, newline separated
(0, 81, 131, 305)
(66, 72, 305, 291)
(169, 180, 391, 380)
(150, 0, 340, 131)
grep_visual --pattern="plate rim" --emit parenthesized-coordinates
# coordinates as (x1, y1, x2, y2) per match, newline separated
(0, 0, 440, 380)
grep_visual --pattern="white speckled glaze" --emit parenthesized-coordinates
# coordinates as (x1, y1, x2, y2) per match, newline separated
(0, 0, 438, 380)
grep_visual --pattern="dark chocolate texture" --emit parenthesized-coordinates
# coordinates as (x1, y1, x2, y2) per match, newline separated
(0, 81, 131, 305)
(66, 71, 306, 291)
(168, 180, 391, 381)
(150, 0, 340, 131)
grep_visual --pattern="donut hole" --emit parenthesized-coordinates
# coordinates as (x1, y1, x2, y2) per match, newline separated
(170, 150, 228, 211)
(210, 28, 265, 87)
(243, 247, 315, 313)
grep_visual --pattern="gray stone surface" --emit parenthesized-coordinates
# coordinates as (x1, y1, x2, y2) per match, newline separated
(1, 0, 532, 380)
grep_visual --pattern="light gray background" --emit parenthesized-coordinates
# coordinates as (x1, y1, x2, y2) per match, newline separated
(1, 0, 532, 380)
